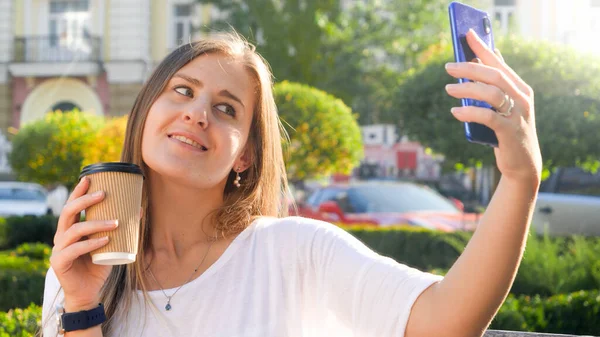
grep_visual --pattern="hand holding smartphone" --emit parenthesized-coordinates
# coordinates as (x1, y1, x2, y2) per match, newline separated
(448, 1, 499, 147)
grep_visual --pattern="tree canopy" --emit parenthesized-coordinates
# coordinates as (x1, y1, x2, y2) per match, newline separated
(197, 0, 482, 124)
(388, 36, 600, 173)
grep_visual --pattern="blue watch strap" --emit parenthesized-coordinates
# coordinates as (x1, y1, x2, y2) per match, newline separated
(62, 303, 106, 332)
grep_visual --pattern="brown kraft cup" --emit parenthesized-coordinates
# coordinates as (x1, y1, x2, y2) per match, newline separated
(79, 162, 144, 265)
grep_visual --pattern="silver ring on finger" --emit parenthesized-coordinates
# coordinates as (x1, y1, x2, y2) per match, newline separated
(497, 96, 515, 117)
(497, 93, 508, 110)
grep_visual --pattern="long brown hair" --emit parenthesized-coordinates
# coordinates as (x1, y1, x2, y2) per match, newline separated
(99, 33, 290, 335)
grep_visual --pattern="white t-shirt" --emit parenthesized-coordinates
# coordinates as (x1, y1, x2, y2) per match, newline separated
(42, 216, 443, 337)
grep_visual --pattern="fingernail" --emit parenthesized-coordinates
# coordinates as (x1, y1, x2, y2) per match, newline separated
(445, 63, 458, 70)
(99, 236, 109, 243)
(106, 220, 118, 227)
(92, 190, 104, 197)
(446, 84, 457, 90)
(451, 107, 461, 114)
(79, 177, 87, 185)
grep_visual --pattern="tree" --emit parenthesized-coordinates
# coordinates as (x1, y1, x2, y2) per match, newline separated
(9, 111, 103, 189)
(388, 36, 600, 174)
(82, 115, 128, 167)
(198, 0, 483, 124)
(274, 81, 363, 181)
(197, 0, 342, 84)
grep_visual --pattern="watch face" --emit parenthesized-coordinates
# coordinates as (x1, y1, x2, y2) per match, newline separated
(56, 304, 66, 335)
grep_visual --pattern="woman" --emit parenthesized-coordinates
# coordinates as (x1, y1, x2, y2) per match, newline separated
(42, 30, 541, 337)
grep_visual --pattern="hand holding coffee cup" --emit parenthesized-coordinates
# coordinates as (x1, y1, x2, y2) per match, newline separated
(79, 163, 144, 265)
(49, 162, 143, 313)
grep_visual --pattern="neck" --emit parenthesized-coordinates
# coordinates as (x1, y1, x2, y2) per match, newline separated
(146, 171, 225, 259)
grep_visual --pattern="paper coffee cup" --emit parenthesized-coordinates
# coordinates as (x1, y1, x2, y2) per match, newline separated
(79, 162, 144, 265)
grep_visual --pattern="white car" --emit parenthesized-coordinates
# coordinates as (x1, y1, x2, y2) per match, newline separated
(532, 167, 600, 236)
(0, 182, 52, 217)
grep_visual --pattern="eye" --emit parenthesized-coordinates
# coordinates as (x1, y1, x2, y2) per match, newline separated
(174, 86, 193, 98)
(215, 104, 236, 117)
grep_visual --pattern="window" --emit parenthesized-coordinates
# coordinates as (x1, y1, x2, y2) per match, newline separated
(174, 3, 194, 46)
(493, 0, 516, 34)
(48, 0, 91, 59)
(51, 101, 82, 113)
(557, 168, 600, 197)
(0, 188, 46, 201)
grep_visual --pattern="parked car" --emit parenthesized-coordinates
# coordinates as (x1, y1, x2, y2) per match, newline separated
(532, 167, 600, 236)
(295, 181, 480, 231)
(0, 182, 52, 217)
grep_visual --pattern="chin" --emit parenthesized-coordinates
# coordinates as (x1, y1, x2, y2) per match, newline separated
(144, 158, 222, 191)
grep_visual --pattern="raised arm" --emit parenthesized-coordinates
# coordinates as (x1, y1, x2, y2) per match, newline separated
(406, 29, 542, 337)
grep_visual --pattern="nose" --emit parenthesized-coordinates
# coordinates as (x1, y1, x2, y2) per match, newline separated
(182, 99, 209, 129)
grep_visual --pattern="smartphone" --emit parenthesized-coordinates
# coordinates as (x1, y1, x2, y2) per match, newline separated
(448, 1, 498, 147)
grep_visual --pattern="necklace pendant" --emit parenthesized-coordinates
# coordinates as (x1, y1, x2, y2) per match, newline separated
(165, 303, 172, 311)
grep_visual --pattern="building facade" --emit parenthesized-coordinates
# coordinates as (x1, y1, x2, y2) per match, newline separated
(489, 0, 600, 55)
(0, 0, 213, 133)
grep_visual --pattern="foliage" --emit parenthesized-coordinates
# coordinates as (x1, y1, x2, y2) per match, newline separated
(12, 243, 52, 261)
(0, 304, 42, 337)
(0, 253, 48, 311)
(511, 233, 600, 296)
(197, 0, 342, 85)
(0, 216, 57, 250)
(9, 110, 104, 189)
(491, 290, 600, 335)
(344, 225, 472, 270)
(83, 115, 128, 167)
(274, 81, 363, 180)
(198, 0, 484, 124)
(390, 36, 600, 170)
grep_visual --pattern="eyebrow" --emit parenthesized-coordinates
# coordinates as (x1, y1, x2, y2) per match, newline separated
(172, 73, 245, 108)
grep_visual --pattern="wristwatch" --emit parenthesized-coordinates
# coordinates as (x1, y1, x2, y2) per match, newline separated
(56, 303, 106, 335)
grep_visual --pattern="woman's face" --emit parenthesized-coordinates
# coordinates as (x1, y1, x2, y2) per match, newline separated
(141, 53, 256, 189)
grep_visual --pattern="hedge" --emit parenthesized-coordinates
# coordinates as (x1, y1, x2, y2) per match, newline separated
(0, 244, 49, 311)
(344, 225, 472, 270)
(0, 304, 41, 337)
(491, 290, 600, 335)
(0, 216, 57, 250)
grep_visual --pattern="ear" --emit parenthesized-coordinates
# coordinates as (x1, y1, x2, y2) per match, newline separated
(234, 143, 254, 172)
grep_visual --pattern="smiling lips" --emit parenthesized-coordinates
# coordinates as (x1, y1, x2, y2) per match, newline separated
(169, 134, 208, 151)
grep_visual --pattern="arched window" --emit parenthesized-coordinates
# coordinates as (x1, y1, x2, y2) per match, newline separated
(51, 101, 82, 113)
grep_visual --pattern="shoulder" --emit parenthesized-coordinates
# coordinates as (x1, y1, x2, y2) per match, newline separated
(252, 216, 365, 250)
(253, 216, 342, 238)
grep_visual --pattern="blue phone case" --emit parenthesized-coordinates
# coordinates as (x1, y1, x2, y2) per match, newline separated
(448, 1, 498, 147)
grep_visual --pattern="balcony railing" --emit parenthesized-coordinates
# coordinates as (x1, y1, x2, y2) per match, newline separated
(13, 35, 102, 63)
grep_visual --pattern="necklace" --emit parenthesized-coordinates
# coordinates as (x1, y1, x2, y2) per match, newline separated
(146, 240, 215, 311)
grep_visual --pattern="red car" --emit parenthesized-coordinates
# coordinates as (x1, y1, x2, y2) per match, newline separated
(293, 181, 479, 232)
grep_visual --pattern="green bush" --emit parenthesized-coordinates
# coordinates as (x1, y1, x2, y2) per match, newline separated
(13, 243, 52, 261)
(511, 233, 600, 296)
(492, 290, 600, 335)
(0, 304, 41, 337)
(0, 216, 57, 250)
(345, 225, 472, 270)
(274, 81, 364, 181)
(0, 218, 6, 248)
(9, 110, 104, 190)
(344, 225, 600, 297)
(0, 253, 48, 311)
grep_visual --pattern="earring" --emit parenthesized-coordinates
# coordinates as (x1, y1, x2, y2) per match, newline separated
(234, 168, 241, 188)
